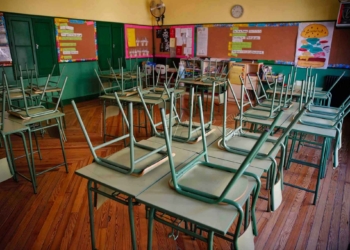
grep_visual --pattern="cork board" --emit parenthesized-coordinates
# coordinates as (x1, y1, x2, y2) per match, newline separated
(200, 25, 298, 62)
(55, 18, 97, 63)
(124, 24, 153, 59)
(329, 27, 350, 66)
(154, 25, 194, 58)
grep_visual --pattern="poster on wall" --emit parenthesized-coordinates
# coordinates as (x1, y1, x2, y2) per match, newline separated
(294, 22, 334, 69)
(160, 28, 170, 52)
(55, 18, 97, 63)
(0, 13, 12, 66)
(196, 27, 208, 56)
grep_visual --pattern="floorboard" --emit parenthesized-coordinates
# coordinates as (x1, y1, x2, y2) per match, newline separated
(0, 98, 349, 250)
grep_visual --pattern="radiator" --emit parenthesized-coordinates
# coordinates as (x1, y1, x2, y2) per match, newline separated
(323, 75, 350, 107)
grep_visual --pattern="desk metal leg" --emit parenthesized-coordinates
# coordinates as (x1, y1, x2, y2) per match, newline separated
(128, 198, 137, 250)
(207, 231, 214, 250)
(56, 118, 68, 172)
(147, 207, 155, 250)
(87, 180, 96, 250)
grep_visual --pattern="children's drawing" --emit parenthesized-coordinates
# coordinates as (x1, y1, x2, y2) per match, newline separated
(294, 22, 334, 69)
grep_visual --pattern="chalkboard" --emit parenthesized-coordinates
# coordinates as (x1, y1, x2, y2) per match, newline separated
(0, 13, 12, 66)
(124, 24, 153, 59)
(54, 18, 97, 63)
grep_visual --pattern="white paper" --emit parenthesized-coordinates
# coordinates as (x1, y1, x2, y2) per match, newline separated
(244, 36, 260, 40)
(294, 22, 334, 69)
(176, 38, 183, 46)
(65, 26, 74, 30)
(187, 28, 192, 38)
(175, 28, 181, 38)
(232, 37, 243, 42)
(233, 30, 248, 33)
(184, 47, 192, 55)
(186, 39, 192, 48)
(248, 30, 262, 33)
(70, 51, 79, 54)
(196, 27, 208, 56)
(231, 50, 264, 54)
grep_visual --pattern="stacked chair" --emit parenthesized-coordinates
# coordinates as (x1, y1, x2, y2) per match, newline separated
(148, 93, 273, 249)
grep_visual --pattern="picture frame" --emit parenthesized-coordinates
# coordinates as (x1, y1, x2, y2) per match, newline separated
(336, 3, 350, 27)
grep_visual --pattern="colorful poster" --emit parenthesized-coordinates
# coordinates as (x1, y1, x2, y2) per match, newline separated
(126, 28, 136, 47)
(55, 18, 97, 63)
(294, 22, 334, 69)
(0, 13, 12, 66)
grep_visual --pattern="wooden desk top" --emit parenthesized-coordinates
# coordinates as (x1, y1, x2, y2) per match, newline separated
(75, 140, 196, 197)
(1, 118, 29, 135)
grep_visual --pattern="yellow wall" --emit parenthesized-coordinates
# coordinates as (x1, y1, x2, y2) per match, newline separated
(164, 0, 339, 25)
(1, 0, 152, 25)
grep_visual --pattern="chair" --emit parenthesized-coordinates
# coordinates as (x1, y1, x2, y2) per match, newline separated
(297, 81, 349, 168)
(5, 75, 68, 119)
(138, 85, 215, 143)
(155, 93, 271, 249)
(313, 71, 345, 106)
(248, 73, 295, 109)
(229, 76, 283, 120)
(219, 82, 310, 209)
(72, 92, 172, 176)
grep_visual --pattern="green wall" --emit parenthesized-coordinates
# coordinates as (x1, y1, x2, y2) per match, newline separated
(3, 58, 153, 104)
(266, 64, 350, 88)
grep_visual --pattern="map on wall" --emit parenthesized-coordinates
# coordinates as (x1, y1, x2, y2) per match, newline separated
(0, 13, 12, 66)
(294, 22, 334, 69)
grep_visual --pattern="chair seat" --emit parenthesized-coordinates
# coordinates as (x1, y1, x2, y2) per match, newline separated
(167, 122, 215, 143)
(244, 108, 276, 118)
(309, 105, 339, 114)
(169, 163, 257, 203)
(300, 115, 336, 127)
(105, 142, 170, 176)
(224, 135, 275, 155)
(304, 111, 337, 120)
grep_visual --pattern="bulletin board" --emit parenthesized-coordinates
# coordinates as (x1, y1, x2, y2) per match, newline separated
(196, 23, 350, 68)
(154, 25, 195, 58)
(196, 23, 298, 63)
(124, 24, 153, 59)
(54, 18, 97, 63)
(0, 13, 12, 66)
(328, 27, 350, 68)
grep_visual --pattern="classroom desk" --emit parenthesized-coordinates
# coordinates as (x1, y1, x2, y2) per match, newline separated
(4, 110, 68, 193)
(0, 118, 36, 191)
(99, 89, 186, 139)
(137, 156, 264, 249)
(281, 117, 336, 204)
(235, 102, 336, 204)
(75, 140, 196, 250)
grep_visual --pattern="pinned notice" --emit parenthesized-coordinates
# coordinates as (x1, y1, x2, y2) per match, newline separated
(127, 28, 136, 47)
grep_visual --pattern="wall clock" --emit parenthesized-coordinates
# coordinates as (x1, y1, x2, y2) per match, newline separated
(231, 5, 244, 18)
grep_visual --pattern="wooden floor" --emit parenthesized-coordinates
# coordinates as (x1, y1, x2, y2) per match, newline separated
(0, 98, 349, 250)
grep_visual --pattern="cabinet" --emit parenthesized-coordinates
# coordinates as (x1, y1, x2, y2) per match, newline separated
(228, 62, 262, 100)
(96, 22, 125, 70)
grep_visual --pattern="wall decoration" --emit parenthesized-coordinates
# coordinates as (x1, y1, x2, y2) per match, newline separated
(336, 3, 350, 27)
(124, 24, 153, 58)
(0, 13, 12, 66)
(294, 22, 334, 69)
(55, 18, 97, 62)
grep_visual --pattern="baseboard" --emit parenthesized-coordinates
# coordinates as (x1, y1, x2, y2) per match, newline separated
(62, 93, 100, 106)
